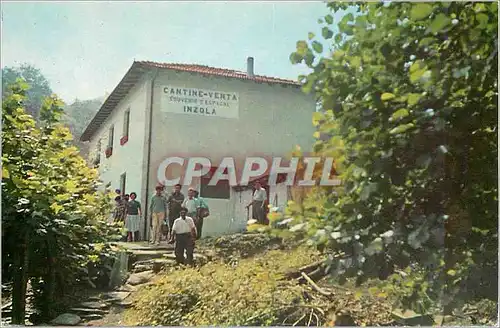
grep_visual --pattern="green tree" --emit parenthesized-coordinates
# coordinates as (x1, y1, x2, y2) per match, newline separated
(2, 64, 53, 119)
(279, 1, 497, 314)
(2, 80, 122, 324)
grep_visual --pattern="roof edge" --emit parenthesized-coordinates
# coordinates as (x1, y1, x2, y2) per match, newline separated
(80, 61, 145, 142)
(80, 60, 304, 142)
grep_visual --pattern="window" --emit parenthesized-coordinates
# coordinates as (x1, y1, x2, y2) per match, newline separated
(93, 138, 102, 167)
(106, 126, 114, 158)
(121, 109, 130, 145)
(123, 109, 130, 137)
(200, 167, 230, 199)
(120, 172, 126, 195)
(108, 125, 114, 148)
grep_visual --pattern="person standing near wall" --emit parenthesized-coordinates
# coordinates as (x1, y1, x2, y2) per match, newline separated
(182, 187, 200, 222)
(167, 183, 185, 238)
(193, 190, 209, 240)
(169, 207, 197, 266)
(149, 185, 168, 245)
(126, 192, 142, 242)
(246, 181, 267, 224)
(113, 195, 127, 223)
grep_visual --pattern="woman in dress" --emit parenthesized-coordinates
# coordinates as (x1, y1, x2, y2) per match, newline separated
(125, 192, 142, 242)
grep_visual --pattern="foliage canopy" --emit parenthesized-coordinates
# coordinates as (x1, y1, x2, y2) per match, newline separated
(2, 65, 53, 119)
(277, 1, 498, 313)
(2, 80, 122, 324)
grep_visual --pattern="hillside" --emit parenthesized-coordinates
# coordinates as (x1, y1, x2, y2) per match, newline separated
(78, 231, 496, 327)
(62, 98, 104, 157)
(2, 64, 104, 158)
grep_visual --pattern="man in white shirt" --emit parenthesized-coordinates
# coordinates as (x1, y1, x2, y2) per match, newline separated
(246, 181, 268, 224)
(169, 207, 197, 266)
(182, 187, 200, 218)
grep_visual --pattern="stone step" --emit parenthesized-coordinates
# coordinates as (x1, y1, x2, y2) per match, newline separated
(115, 300, 133, 308)
(132, 259, 157, 267)
(112, 241, 175, 251)
(70, 308, 108, 315)
(86, 296, 102, 302)
(116, 284, 138, 292)
(126, 271, 155, 286)
(51, 313, 82, 326)
(151, 259, 177, 273)
(130, 250, 171, 262)
(78, 302, 109, 310)
(101, 291, 131, 303)
(132, 264, 152, 273)
(80, 313, 104, 321)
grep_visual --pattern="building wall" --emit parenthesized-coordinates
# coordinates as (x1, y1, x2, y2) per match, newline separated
(148, 69, 316, 237)
(87, 76, 149, 212)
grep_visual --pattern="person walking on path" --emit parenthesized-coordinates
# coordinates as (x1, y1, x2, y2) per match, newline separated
(246, 181, 268, 224)
(126, 192, 142, 242)
(169, 207, 197, 266)
(193, 190, 209, 240)
(149, 185, 168, 245)
(167, 184, 185, 238)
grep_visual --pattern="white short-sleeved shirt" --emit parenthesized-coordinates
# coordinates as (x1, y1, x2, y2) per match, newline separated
(172, 216, 196, 235)
(253, 188, 267, 202)
(182, 198, 198, 213)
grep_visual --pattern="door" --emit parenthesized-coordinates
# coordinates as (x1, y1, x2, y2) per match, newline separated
(120, 172, 126, 195)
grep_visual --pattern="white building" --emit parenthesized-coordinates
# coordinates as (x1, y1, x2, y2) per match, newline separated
(81, 58, 315, 239)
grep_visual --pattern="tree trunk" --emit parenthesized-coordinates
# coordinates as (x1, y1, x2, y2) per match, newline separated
(11, 232, 29, 325)
(44, 237, 57, 319)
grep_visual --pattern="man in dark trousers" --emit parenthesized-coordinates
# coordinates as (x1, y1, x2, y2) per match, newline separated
(169, 207, 197, 266)
(246, 181, 268, 224)
(167, 183, 184, 238)
(193, 190, 209, 240)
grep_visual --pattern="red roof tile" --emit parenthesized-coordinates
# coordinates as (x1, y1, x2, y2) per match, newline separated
(136, 61, 301, 86)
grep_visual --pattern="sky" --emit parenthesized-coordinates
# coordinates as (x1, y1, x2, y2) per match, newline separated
(1, 1, 348, 103)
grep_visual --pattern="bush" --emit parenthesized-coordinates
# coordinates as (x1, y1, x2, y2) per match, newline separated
(124, 246, 325, 326)
(2, 80, 122, 323)
(280, 1, 498, 314)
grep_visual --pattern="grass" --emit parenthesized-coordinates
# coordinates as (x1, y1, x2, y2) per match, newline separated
(120, 231, 497, 326)
(123, 246, 325, 326)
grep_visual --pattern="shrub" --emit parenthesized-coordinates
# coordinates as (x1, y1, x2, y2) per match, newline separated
(124, 246, 324, 326)
(2, 80, 122, 323)
(279, 1, 497, 314)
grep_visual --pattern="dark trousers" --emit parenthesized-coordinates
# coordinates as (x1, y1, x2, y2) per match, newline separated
(252, 201, 266, 224)
(194, 217, 203, 240)
(174, 233, 194, 265)
(169, 209, 180, 232)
